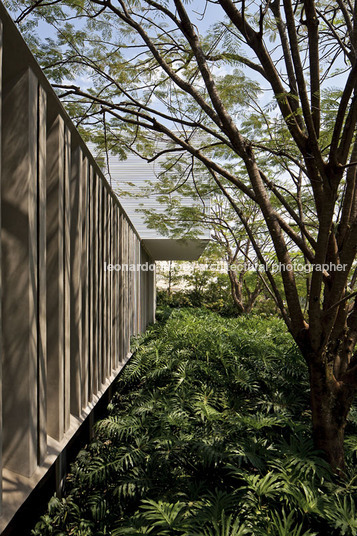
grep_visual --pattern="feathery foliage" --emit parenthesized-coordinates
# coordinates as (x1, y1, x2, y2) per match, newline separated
(33, 308, 357, 535)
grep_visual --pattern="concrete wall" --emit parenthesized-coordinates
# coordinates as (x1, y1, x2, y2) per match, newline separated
(0, 4, 156, 533)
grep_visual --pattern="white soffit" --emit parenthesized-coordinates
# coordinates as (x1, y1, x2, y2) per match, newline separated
(143, 238, 210, 261)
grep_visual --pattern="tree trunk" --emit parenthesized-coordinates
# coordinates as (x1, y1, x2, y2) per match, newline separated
(309, 360, 356, 472)
(227, 268, 244, 314)
(168, 261, 172, 298)
(244, 278, 262, 314)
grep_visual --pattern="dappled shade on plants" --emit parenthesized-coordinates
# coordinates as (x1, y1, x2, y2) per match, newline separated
(33, 309, 357, 536)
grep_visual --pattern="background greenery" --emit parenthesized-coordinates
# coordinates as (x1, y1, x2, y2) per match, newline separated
(156, 255, 289, 318)
(33, 308, 357, 535)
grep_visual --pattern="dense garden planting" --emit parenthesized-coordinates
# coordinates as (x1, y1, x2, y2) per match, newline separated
(33, 309, 357, 535)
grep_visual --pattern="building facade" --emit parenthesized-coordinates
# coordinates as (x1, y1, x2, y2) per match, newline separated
(0, 3, 205, 533)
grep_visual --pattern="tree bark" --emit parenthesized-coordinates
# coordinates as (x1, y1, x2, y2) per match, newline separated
(309, 359, 356, 472)
(227, 268, 244, 314)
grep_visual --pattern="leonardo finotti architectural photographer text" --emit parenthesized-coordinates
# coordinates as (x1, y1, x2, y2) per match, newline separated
(229, 262, 348, 273)
(104, 262, 155, 272)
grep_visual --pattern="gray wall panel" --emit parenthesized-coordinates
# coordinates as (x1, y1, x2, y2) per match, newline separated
(81, 157, 89, 408)
(46, 114, 65, 442)
(2, 68, 39, 476)
(38, 84, 47, 464)
(70, 147, 83, 417)
(64, 126, 71, 432)
(0, 5, 157, 528)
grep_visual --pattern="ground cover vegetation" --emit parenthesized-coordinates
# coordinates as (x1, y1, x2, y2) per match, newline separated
(6, 0, 357, 468)
(33, 309, 357, 536)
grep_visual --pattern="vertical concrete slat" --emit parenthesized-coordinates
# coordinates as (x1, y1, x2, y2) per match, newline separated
(106, 195, 110, 378)
(113, 206, 119, 369)
(132, 231, 136, 337)
(108, 196, 115, 376)
(102, 189, 108, 381)
(119, 211, 124, 363)
(121, 218, 127, 359)
(140, 249, 145, 334)
(145, 252, 149, 330)
(136, 239, 140, 335)
(122, 219, 126, 358)
(129, 228, 134, 339)
(117, 208, 121, 365)
(88, 166, 94, 399)
(133, 234, 137, 336)
(126, 222, 130, 354)
(64, 127, 71, 432)
(46, 114, 64, 441)
(127, 226, 131, 342)
(109, 196, 113, 376)
(2, 68, 39, 476)
(106, 192, 113, 378)
(98, 182, 103, 388)
(139, 249, 144, 333)
(92, 173, 98, 394)
(132, 233, 136, 337)
(112, 200, 117, 369)
(96, 178, 100, 390)
(38, 84, 47, 464)
(144, 252, 149, 329)
(81, 157, 89, 408)
(134, 236, 137, 333)
(0, 20, 3, 508)
(70, 147, 83, 417)
(137, 240, 140, 332)
(142, 250, 147, 331)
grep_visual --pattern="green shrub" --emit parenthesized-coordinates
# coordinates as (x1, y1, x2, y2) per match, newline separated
(32, 308, 357, 536)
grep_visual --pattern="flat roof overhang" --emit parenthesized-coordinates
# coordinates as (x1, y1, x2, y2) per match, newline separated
(143, 238, 210, 261)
